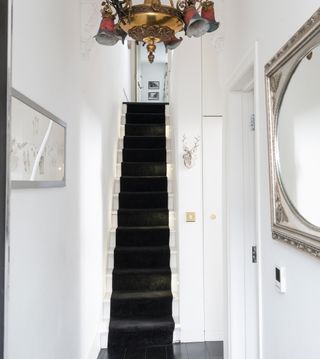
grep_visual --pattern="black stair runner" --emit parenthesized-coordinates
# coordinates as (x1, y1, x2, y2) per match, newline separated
(108, 103, 174, 348)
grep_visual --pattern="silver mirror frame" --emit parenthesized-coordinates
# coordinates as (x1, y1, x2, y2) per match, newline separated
(265, 8, 320, 257)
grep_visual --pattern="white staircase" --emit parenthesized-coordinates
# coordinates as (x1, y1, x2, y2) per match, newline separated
(100, 104, 180, 348)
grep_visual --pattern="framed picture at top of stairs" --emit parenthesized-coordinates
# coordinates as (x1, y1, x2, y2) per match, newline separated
(10, 89, 66, 189)
(265, 8, 320, 257)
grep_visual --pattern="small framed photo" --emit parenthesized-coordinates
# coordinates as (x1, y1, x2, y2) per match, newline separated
(148, 81, 160, 90)
(11, 89, 66, 189)
(148, 92, 159, 101)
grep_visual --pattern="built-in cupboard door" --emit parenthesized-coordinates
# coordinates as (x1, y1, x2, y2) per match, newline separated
(202, 116, 224, 341)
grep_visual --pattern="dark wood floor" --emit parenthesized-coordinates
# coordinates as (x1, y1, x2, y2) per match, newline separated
(98, 342, 223, 359)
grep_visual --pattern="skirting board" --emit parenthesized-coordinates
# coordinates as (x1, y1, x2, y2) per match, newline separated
(205, 331, 224, 342)
(180, 329, 205, 343)
(87, 331, 101, 359)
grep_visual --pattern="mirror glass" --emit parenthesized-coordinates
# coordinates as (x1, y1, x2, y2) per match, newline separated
(277, 45, 320, 226)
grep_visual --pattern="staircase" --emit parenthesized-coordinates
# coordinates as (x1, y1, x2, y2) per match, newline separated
(107, 102, 177, 348)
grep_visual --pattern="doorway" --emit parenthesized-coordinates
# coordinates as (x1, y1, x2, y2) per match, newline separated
(224, 49, 259, 359)
(133, 43, 170, 103)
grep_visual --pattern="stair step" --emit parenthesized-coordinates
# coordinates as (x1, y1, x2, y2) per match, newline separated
(118, 209, 168, 227)
(117, 163, 173, 178)
(119, 137, 170, 149)
(125, 124, 165, 137)
(112, 268, 171, 291)
(123, 136, 166, 149)
(103, 292, 179, 321)
(110, 290, 173, 319)
(120, 125, 170, 139)
(113, 226, 171, 247)
(108, 317, 174, 348)
(106, 271, 178, 294)
(114, 176, 172, 193)
(121, 162, 166, 176)
(118, 149, 171, 164)
(113, 193, 173, 211)
(112, 210, 174, 229)
(126, 103, 166, 114)
(126, 113, 166, 124)
(114, 246, 170, 269)
(118, 192, 168, 209)
(119, 176, 168, 192)
(107, 249, 177, 271)
(122, 149, 166, 163)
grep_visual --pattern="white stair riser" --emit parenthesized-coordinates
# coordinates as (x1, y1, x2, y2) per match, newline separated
(111, 211, 175, 229)
(117, 150, 172, 164)
(106, 251, 177, 271)
(113, 179, 173, 194)
(173, 325, 181, 343)
(112, 194, 174, 211)
(109, 230, 176, 249)
(116, 163, 173, 178)
(100, 330, 108, 349)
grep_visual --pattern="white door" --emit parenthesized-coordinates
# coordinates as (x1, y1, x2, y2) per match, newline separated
(225, 90, 258, 359)
(242, 91, 258, 359)
(203, 116, 224, 341)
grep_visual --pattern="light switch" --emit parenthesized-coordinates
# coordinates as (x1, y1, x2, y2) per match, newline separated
(275, 266, 286, 293)
(186, 212, 196, 222)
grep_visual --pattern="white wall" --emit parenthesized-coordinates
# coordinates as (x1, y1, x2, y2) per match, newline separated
(170, 27, 224, 342)
(140, 63, 166, 102)
(7, 1, 130, 358)
(221, 1, 320, 358)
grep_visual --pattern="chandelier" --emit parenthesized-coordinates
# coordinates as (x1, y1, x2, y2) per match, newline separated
(95, 0, 219, 63)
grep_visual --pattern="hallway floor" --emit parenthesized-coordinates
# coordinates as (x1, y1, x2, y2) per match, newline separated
(98, 341, 223, 359)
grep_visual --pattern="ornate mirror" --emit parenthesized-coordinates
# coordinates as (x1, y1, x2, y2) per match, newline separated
(265, 8, 320, 257)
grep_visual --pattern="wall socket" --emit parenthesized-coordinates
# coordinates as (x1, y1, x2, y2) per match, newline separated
(186, 212, 196, 222)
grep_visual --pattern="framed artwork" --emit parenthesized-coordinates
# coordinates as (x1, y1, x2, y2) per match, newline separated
(148, 92, 159, 101)
(148, 81, 160, 90)
(11, 89, 66, 189)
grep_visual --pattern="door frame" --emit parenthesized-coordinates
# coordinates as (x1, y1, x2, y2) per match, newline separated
(223, 42, 263, 359)
(0, 0, 11, 357)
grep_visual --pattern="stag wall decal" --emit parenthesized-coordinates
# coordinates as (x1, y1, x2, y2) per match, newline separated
(182, 135, 200, 169)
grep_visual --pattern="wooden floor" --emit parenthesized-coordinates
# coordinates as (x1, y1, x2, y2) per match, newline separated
(98, 341, 223, 359)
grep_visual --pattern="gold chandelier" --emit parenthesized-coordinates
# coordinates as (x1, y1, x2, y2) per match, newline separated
(95, 0, 219, 63)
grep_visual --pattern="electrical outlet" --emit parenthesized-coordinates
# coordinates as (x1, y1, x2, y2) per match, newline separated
(186, 212, 196, 222)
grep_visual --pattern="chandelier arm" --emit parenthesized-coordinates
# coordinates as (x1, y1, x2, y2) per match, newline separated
(110, 0, 128, 22)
